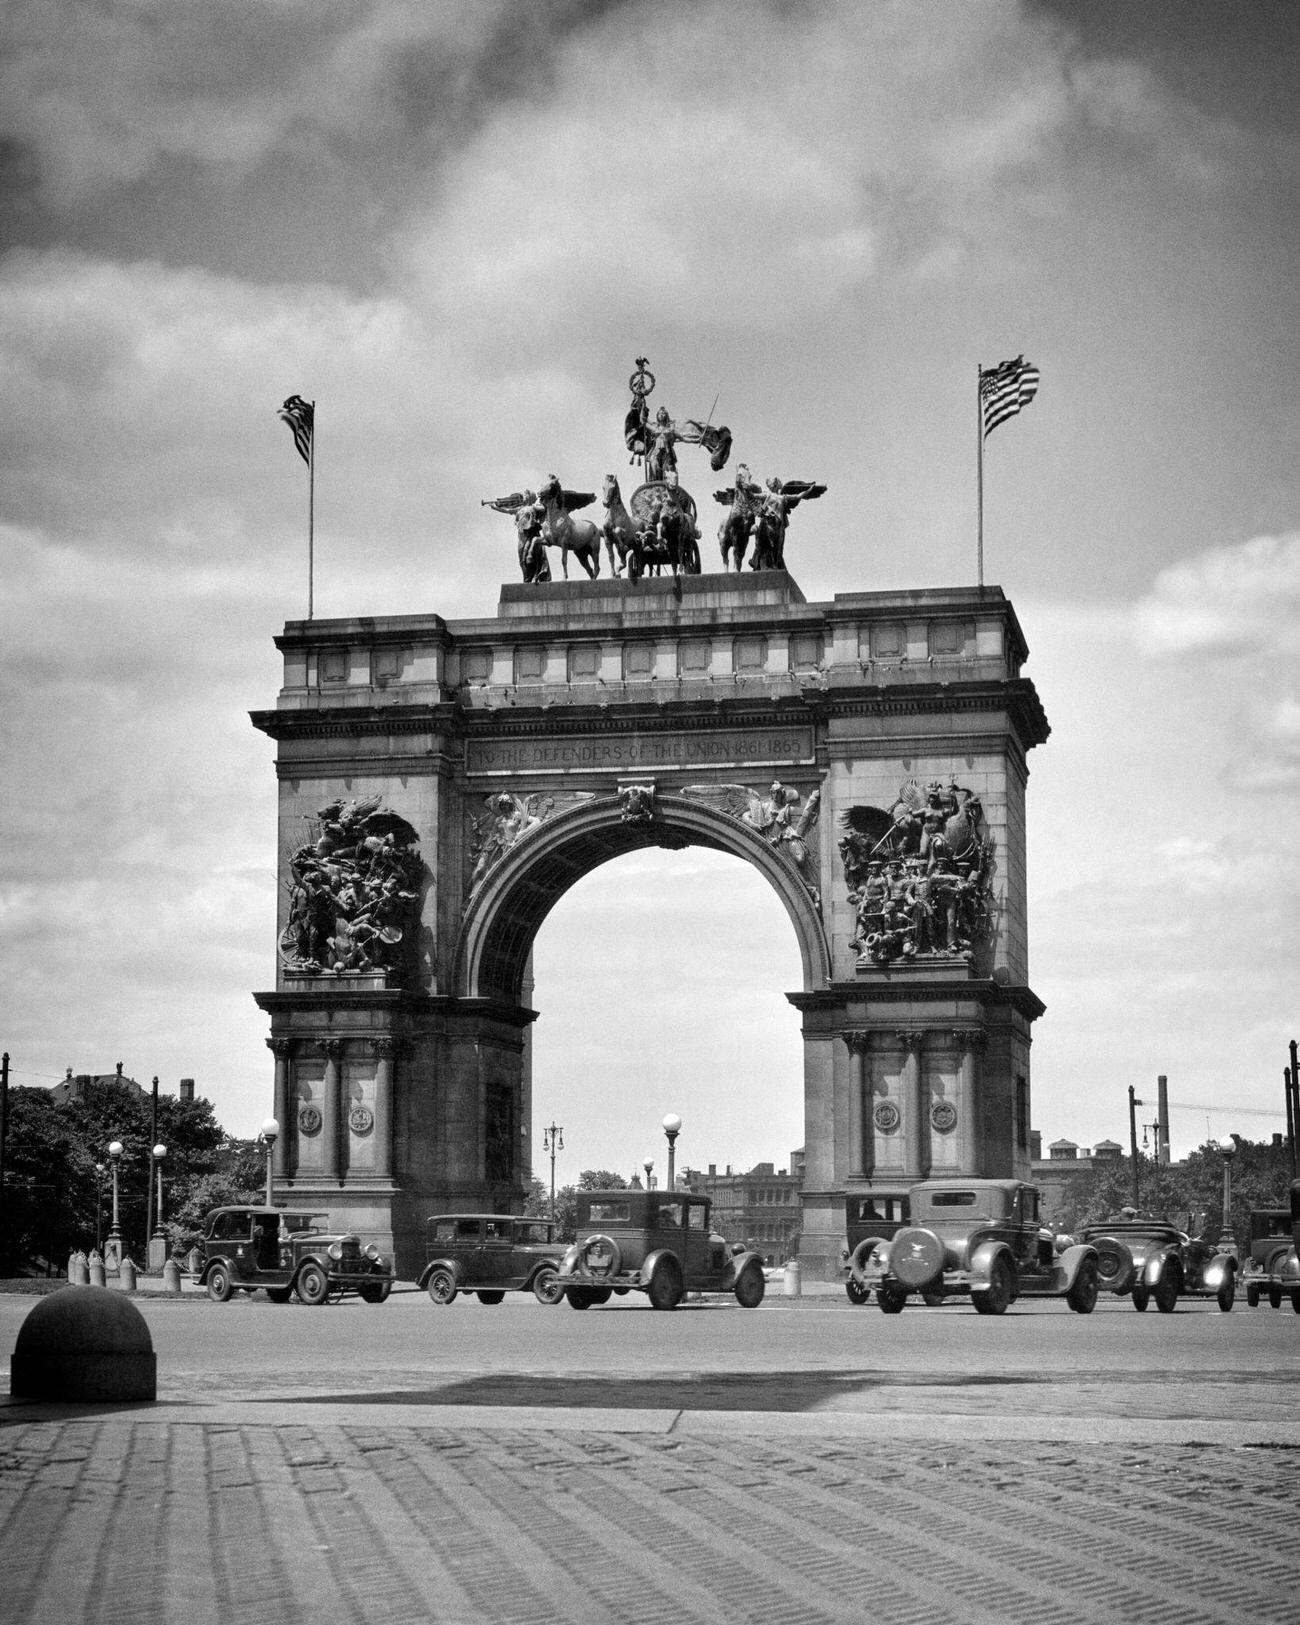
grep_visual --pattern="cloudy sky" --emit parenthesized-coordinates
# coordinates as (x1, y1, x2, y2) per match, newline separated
(3, 0, 1298, 1187)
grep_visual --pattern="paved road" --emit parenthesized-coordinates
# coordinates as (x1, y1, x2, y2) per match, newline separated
(3, 1288, 1298, 1624)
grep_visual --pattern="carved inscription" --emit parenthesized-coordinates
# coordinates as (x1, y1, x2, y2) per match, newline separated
(466, 727, 814, 776)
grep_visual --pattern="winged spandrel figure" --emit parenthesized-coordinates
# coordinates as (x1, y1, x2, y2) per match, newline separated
(681, 781, 821, 901)
(466, 788, 595, 896)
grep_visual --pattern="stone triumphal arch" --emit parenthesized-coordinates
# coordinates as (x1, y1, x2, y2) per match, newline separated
(253, 570, 1047, 1280)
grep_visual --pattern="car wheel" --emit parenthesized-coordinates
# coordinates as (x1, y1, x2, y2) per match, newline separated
(1216, 1275, 1236, 1312)
(1092, 1237, 1135, 1295)
(889, 1227, 945, 1293)
(1246, 1283, 1260, 1308)
(532, 1267, 565, 1306)
(206, 1264, 233, 1303)
(973, 1254, 1014, 1316)
(1067, 1258, 1099, 1314)
(845, 1279, 871, 1306)
(1131, 1284, 1150, 1312)
(265, 1287, 292, 1304)
(733, 1261, 765, 1309)
(877, 1283, 907, 1313)
(359, 1281, 391, 1304)
(565, 1286, 593, 1310)
(296, 1264, 330, 1306)
(589, 1287, 613, 1305)
(647, 1258, 684, 1311)
(426, 1268, 457, 1306)
(477, 1290, 506, 1305)
(1269, 1284, 1283, 1310)
(1155, 1266, 1180, 1314)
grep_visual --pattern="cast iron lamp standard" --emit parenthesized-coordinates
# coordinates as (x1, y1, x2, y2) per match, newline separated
(642, 1159, 654, 1191)
(542, 1122, 563, 1224)
(662, 1113, 682, 1194)
(260, 1118, 279, 1207)
(106, 1140, 123, 1271)
(151, 1143, 167, 1268)
(1217, 1137, 1238, 1257)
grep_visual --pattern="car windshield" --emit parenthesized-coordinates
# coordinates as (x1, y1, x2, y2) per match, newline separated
(279, 1214, 328, 1235)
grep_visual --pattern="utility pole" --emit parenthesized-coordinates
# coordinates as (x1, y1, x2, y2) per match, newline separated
(1127, 1086, 1142, 1210)
(1289, 1040, 1299, 1180)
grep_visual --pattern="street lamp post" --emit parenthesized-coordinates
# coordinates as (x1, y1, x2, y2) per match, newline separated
(94, 1163, 105, 1253)
(642, 1159, 654, 1191)
(150, 1143, 167, 1269)
(1127, 1086, 1142, 1210)
(1217, 1137, 1237, 1257)
(662, 1113, 682, 1193)
(106, 1141, 123, 1271)
(542, 1122, 563, 1224)
(260, 1118, 279, 1207)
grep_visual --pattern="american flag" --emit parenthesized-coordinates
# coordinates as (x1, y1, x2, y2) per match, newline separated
(979, 357, 1039, 439)
(278, 395, 314, 464)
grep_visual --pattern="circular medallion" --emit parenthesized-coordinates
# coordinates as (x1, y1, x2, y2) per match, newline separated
(931, 1100, 958, 1134)
(873, 1101, 901, 1134)
(349, 1105, 374, 1137)
(297, 1104, 322, 1136)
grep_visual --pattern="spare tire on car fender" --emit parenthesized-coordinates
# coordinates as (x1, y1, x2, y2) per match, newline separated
(888, 1228, 945, 1291)
(579, 1234, 622, 1278)
(1091, 1236, 1135, 1294)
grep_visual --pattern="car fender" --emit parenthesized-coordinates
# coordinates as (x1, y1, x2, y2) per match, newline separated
(850, 1237, 885, 1285)
(721, 1247, 764, 1290)
(968, 1238, 1013, 1288)
(1201, 1253, 1234, 1290)
(1141, 1248, 1178, 1287)
(640, 1246, 682, 1285)
(557, 1243, 583, 1278)
(1056, 1243, 1098, 1290)
(417, 1255, 465, 1290)
(196, 1253, 235, 1285)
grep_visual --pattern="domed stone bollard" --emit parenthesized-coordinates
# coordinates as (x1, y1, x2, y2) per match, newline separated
(162, 1259, 182, 1294)
(68, 1251, 89, 1285)
(10, 1285, 156, 1402)
(119, 1258, 138, 1292)
(88, 1250, 107, 1288)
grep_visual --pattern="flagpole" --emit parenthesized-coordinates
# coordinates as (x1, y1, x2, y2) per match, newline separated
(976, 364, 984, 590)
(307, 399, 315, 621)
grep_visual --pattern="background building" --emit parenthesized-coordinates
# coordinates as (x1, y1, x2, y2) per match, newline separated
(681, 1156, 803, 1264)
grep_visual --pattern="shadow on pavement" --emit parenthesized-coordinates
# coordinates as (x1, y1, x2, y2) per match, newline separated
(254, 1368, 1045, 1412)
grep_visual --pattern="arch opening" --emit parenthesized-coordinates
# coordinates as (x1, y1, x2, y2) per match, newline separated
(457, 795, 831, 1005)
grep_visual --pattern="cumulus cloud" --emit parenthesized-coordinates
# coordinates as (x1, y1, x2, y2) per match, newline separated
(1132, 532, 1300, 658)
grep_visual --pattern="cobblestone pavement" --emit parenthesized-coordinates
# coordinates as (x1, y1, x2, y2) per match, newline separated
(2, 1407, 1298, 1625)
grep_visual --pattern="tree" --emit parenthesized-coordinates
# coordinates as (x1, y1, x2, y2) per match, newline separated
(0, 1078, 239, 1273)
(1056, 1137, 1296, 1247)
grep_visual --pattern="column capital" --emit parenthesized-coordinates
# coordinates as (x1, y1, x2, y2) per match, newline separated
(841, 1029, 873, 1055)
(952, 1027, 988, 1054)
(374, 1036, 397, 1062)
(318, 1037, 343, 1061)
(266, 1036, 294, 1059)
(896, 1029, 926, 1053)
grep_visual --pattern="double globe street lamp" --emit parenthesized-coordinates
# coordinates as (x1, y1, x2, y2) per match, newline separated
(662, 1113, 682, 1193)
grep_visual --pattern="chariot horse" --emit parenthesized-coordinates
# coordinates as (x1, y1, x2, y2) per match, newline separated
(536, 475, 603, 580)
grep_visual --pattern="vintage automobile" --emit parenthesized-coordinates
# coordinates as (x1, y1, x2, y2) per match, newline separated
(840, 1193, 911, 1305)
(1077, 1211, 1236, 1312)
(852, 1179, 1099, 1315)
(197, 1206, 393, 1305)
(418, 1213, 568, 1305)
(1240, 1203, 1300, 1312)
(557, 1188, 767, 1310)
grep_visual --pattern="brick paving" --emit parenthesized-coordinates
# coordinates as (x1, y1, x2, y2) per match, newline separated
(2, 1410, 1297, 1625)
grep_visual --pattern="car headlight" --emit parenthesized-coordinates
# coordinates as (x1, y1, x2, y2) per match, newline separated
(365, 1243, 380, 1260)
(328, 1243, 343, 1260)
